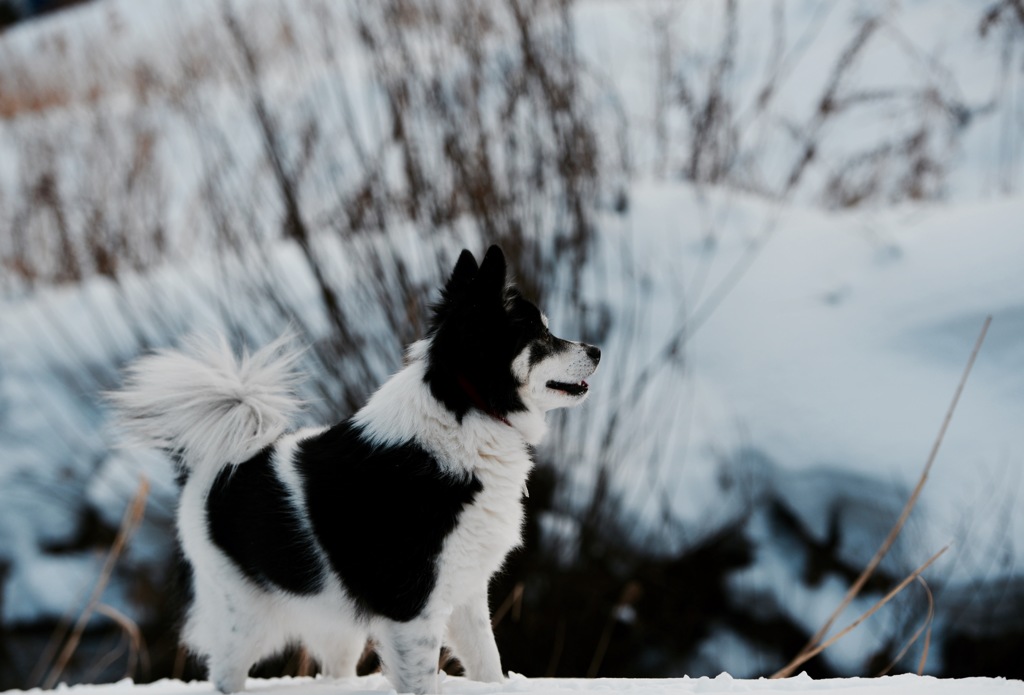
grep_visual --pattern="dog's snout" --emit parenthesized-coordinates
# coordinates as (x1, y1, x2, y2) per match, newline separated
(585, 344, 601, 364)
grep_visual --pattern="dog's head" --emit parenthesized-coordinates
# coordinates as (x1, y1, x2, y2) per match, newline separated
(423, 245, 600, 426)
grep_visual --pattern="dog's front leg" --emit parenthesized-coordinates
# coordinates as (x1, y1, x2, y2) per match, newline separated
(377, 616, 444, 695)
(445, 592, 503, 683)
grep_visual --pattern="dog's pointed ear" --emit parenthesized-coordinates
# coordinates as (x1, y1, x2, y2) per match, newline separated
(445, 249, 479, 295)
(474, 245, 507, 300)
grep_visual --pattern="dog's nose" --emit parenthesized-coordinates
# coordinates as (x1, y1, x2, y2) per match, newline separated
(585, 345, 601, 364)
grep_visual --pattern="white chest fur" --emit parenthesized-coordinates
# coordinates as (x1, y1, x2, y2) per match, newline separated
(352, 358, 536, 605)
(437, 437, 533, 603)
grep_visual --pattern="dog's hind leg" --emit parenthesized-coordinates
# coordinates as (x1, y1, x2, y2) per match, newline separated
(207, 644, 257, 694)
(375, 615, 445, 695)
(445, 592, 503, 683)
(186, 583, 279, 693)
(307, 627, 368, 679)
(206, 612, 282, 693)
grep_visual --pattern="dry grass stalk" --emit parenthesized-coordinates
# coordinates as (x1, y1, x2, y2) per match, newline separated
(878, 576, 936, 676)
(84, 603, 149, 682)
(779, 545, 948, 678)
(41, 477, 151, 689)
(772, 315, 991, 678)
(916, 577, 935, 675)
(491, 581, 525, 627)
(172, 646, 188, 681)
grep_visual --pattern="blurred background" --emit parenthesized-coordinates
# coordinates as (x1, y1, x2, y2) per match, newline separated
(1, 0, 1023, 688)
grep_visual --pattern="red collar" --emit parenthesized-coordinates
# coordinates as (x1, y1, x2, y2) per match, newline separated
(456, 375, 513, 427)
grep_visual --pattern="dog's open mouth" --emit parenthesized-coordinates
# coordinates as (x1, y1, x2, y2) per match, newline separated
(546, 380, 589, 397)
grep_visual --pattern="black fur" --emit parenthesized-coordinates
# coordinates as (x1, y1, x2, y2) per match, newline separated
(425, 246, 549, 421)
(298, 422, 483, 623)
(206, 449, 326, 596)
(207, 423, 484, 623)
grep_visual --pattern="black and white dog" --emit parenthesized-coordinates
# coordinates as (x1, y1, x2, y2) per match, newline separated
(112, 246, 600, 695)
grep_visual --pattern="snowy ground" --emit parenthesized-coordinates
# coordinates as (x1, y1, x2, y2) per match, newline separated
(5, 674, 1024, 695)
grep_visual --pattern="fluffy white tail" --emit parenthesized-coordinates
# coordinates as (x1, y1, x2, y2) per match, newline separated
(110, 333, 304, 472)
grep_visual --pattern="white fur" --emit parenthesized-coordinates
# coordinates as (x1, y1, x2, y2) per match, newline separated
(512, 341, 597, 413)
(110, 333, 304, 471)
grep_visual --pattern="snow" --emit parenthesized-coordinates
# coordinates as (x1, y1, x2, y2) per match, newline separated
(1, 0, 1024, 684)
(573, 0, 1015, 203)
(559, 184, 1024, 572)
(4, 674, 1023, 695)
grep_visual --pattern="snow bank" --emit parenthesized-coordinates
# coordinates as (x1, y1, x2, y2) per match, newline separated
(556, 184, 1024, 578)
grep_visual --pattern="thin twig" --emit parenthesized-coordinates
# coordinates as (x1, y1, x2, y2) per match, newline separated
(917, 577, 935, 676)
(877, 576, 935, 675)
(780, 545, 948, 677)
(172, 646, 188, 681)
(491, 582, 524, 627)
(29, 586, 90, 685)
(42, 477, 151, 689)
(83, 603, 148, 682)
(773, 315, 991, 678)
